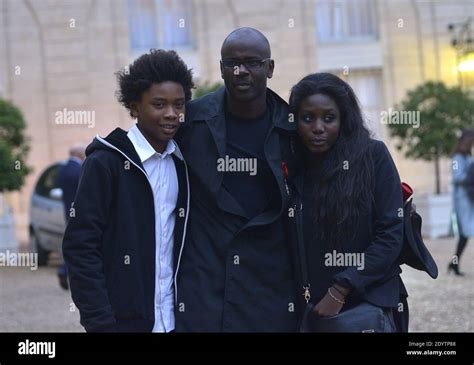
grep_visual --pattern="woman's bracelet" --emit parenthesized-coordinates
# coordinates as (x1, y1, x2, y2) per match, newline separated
(327, 287, 345, 305)
(331, 285, 346, 297)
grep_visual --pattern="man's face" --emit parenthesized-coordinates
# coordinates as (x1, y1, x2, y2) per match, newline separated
(131, 81, 185, 150)
(220, 39, 274, 103)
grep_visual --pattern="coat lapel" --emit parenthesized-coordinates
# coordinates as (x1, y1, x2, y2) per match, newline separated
(194, 88, 247, 218)
(205, 113, 227, 161)
(188, 87, 297, 222)
(244, 90, 296, 228)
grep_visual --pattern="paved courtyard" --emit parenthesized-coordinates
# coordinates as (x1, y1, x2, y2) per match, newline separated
(0, 237, 472, 332)
(401, 237, 473, 332)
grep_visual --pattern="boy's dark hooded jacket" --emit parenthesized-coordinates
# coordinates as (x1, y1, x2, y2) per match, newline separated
(62, 128, 190, 332)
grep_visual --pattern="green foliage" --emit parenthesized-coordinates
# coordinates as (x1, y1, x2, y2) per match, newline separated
(388, 81, 474, 161)
(0, 99, 31, 191)
(193, 81, 223, 99)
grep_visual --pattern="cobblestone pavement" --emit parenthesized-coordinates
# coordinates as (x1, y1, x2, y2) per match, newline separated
(0, 254, 83, 332)
(401, 237, 473, 332)
(0, 237, 472, 332)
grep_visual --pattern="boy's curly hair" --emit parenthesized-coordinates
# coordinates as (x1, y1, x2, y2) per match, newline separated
(116, 49, 194, 117)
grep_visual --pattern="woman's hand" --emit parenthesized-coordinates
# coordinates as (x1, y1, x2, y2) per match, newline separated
(313, 284, 350, 317)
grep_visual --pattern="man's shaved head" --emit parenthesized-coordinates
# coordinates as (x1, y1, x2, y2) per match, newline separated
(219, 27, 274, 116)
(221, 27, 271, 58)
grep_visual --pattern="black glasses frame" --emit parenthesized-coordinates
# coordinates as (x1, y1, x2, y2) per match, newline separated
(220, 58, 272, 70)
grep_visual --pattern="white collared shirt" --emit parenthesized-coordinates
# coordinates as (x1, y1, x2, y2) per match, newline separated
(127, 124, 180, 333)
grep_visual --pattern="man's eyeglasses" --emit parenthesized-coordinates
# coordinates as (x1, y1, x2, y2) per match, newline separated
(221, 58, 272, 70)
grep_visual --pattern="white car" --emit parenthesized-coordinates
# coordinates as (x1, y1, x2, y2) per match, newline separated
(29, 161, 66, 266)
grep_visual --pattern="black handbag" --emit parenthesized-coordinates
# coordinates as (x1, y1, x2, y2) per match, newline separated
(300, 301, 391, 333)
(397, 183, 438, 279)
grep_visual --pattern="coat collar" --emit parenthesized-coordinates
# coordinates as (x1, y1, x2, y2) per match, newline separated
(188, 87, 295, 224)
(192, 86, 296, 160)
(192, 86, 296, 130)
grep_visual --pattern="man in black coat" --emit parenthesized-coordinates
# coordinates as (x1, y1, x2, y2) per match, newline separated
(174, 27, 298, 332)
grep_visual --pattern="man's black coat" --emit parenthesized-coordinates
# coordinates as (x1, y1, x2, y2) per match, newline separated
(174, 87, 299, 332)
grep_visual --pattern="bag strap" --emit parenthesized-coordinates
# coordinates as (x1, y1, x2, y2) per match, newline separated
(294, 195, 311, 303)
(279, 130, 311, 303)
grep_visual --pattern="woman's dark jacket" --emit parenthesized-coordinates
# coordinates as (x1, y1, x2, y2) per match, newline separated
(287, 139, 409, 331)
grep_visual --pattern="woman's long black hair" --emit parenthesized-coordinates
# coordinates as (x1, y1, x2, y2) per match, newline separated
(289, 73, 375, 249)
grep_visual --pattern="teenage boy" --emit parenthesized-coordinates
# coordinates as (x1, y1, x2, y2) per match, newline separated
(63, 49, 193, 332)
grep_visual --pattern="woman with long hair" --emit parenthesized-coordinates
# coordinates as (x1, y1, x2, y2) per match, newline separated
(288, 73, 407, 332)
(449, 129, 474, 276)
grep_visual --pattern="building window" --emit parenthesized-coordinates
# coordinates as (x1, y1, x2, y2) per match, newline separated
(128, 0, 193, 51)
(339, 70, 383, 138)
(316, 0, 378, 43)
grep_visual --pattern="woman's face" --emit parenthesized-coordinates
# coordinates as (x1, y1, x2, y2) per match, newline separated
(297, 93, 341, 157)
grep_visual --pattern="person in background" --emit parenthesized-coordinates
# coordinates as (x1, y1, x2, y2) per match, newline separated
(56, 144, 86, 290)
(449, 129, 474, 276)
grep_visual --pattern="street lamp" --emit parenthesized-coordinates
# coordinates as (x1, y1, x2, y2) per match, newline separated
(448, 17, 474, 88)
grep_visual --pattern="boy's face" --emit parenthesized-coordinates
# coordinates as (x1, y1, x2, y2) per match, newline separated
(131, 81, 185, 152)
